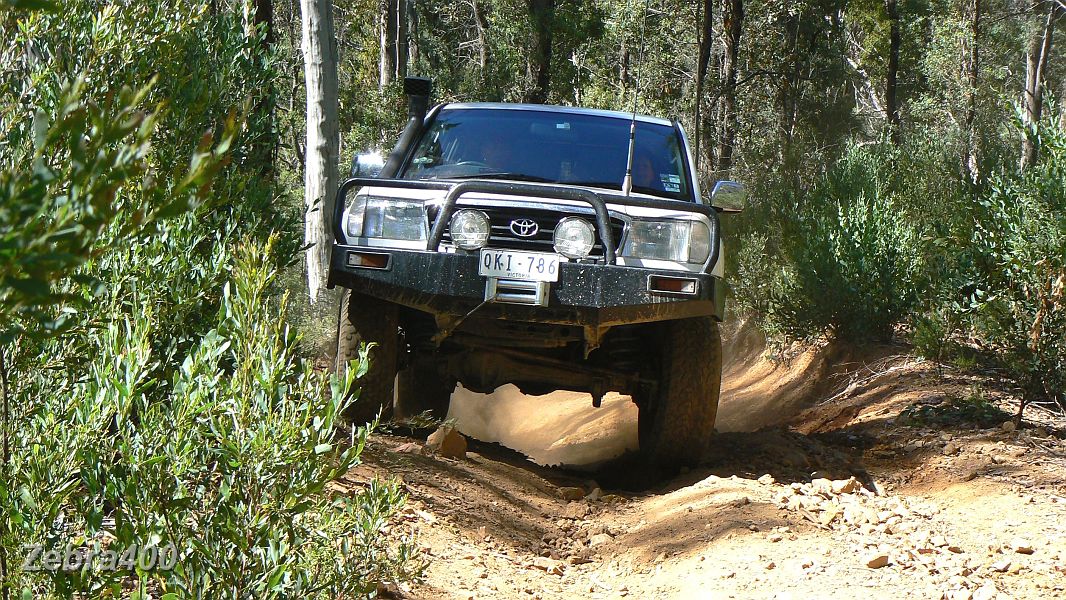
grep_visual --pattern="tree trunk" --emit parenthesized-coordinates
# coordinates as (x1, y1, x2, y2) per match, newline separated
(778, 10, 801, 187)
(715, 0, 744, 179)
(252, 0, 275, 175)
(1, 347, 10, 600)
(396, 0, 408, 79)
(379, 0, 397, 89)
(251, 0, 275, 177)
(884, 0, 901, 143)
(254, 0, 274, 46)
(843, 40, 886, 119)
(526, 0, 555, 103)
(472, 0, 489, 71)
(408, 2, 419, 70)
(963, 0, 981, 183)
(693, 0, 714, 173)
(1060, 75, 1066, 130)
(301, 0, 339, 304)
(1021, 2, 1057, 169)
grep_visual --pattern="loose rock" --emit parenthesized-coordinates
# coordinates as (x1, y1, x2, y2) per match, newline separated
(558, 486, 586, 501)
(562, 502, 589, 519)
(1010, 539, 1035, 555)
(393, 441, 424, 454)
(971, 583, 998, 600)
(426, 426, 467, 459)
(531, 556, 564, 575)
(588, 533, 613, 547)
(831, 477, 861, 494)
(811, 478, 834, 496)
(865, 553, 890, 569)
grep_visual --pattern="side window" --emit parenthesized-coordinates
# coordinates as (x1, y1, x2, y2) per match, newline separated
(407, 129, 442, 175)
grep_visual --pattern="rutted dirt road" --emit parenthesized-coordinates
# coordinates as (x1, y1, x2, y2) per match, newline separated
(346, 325, 1066, 599)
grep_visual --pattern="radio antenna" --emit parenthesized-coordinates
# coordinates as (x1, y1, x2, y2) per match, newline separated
(622, 0, 651, 197)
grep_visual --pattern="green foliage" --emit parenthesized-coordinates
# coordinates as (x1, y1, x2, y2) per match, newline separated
(5, 241, 421, 598)
(764, 144, 929, 341)
(1, 1, 420, 597)
(963, 122, 1066, 407)
(899, 387, 1011, 429)
(0, 80, 233, 345)
(911, 308, 960, 369)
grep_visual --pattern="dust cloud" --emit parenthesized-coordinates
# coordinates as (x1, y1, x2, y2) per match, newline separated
(447, 385, 638, 468)
(446, 321, 832, 466)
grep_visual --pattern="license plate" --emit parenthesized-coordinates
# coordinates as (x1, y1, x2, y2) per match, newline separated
(478, 249, 562, 282)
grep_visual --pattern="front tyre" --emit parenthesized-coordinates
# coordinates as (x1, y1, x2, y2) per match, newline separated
(336, 290, 399, 424)
(636, 317, 723, 469)
(394, 355, 455, 421)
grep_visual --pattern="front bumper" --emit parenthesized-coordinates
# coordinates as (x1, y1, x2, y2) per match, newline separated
(328, 244, 725, 327)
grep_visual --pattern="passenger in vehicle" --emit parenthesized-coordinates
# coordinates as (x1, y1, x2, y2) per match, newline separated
(633, 151, 659, 191)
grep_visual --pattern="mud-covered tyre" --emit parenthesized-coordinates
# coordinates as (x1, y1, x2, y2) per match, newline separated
(394, 356, 455, 421)
(336, 289, 399, 425)
(636, 316, 722, 468)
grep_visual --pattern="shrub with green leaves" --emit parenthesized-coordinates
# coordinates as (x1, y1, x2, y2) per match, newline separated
(963, 123, 1066, 415)
(6, 241, 421, 598)
(765, 144, 929, 341)
(899, 387, 1011, 429)
(1, 1, 422, 597)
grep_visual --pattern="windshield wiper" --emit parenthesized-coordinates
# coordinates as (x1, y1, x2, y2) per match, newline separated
(568, 180, 677, 200)
(448, 172, 553, 183)
(565, 180, 622, 191)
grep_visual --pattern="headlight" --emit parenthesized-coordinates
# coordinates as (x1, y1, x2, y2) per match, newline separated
(345, 196, 367, 237)
(620, 219, 711, 264)
(449, 209, 491, 250)
(345, 195, 427, 241)
(553, 217, 595, 259)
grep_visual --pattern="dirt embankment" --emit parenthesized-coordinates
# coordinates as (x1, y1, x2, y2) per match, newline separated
(347, 322, 1066, 600)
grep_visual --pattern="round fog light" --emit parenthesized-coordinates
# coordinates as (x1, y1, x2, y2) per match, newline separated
(450, 209, 491, 250)
(553, 217, 595, 259)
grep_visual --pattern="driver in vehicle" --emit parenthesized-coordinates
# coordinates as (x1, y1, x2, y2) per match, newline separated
(475, 135, 515, 171)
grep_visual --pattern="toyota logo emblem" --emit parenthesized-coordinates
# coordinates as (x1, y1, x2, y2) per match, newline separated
(509, 218, 539, 238)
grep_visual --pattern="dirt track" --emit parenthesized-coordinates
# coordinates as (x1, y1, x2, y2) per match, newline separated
(347, 325, 1066, 599)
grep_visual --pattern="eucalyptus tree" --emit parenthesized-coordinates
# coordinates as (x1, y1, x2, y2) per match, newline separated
(1020, 0, 1061, 169)
(301, 0, 340, 303)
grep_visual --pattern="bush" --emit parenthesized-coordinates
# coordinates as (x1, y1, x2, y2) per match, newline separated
(899, 386, 1011, 429)
(765, 144, 929, 341)
(4, 241, 422, 598)
(962, 123, 1066, 416)
(1, 2, 422, 597)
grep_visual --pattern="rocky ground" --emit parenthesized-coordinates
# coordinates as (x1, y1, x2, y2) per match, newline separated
(344, 329, 1066, 600)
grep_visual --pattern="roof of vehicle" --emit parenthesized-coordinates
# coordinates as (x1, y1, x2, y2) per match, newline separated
(439, 102, 676, 128)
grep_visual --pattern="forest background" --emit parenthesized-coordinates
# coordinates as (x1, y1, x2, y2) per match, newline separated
(1, 0, 1064, 597)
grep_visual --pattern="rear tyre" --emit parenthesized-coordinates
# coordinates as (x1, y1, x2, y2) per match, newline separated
(636, 317, 722, 468)
(394, 356, 455, 421)
(336, 289, 399, 425)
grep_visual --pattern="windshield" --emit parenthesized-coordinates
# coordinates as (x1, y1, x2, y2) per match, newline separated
(401, 107, 693, 201)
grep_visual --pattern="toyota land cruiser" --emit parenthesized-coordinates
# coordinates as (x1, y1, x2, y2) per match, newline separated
(328, 77, 745, 467)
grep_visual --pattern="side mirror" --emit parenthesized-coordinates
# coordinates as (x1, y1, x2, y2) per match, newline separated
(709, 180, 746, 213)
(350, 151, 385, 178)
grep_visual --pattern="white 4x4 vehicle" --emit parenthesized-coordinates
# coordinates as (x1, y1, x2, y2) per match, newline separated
(328, 78, 745, 468)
